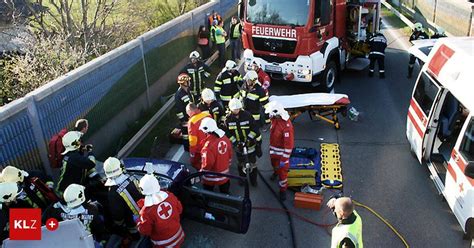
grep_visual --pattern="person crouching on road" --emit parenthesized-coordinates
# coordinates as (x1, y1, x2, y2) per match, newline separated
(175, 73, 193, 151)
(199, 117, 233, 193)
(368, 32, 387, 79)
(187, 103, 211, 170)
(103, 157, 142, 241)
(225, 98, 262, 186)
(137, 174, 185, 248)
(327, 196, 363, 248)
(265, 101, 294, 201)
(199, 88, 226, 128)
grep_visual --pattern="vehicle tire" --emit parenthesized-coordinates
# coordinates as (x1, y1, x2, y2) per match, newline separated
(323, 60, 338, 93)
(463, 218, 474, 240)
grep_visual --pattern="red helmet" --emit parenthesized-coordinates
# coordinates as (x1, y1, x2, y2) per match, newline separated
(177, 73, 191, 84)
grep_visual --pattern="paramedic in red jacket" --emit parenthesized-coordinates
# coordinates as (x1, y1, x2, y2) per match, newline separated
(265, 101, 294, 201)
(137, 174, 184, 248)
(187, 103, 211, 170)
(199, 117, 233, 194)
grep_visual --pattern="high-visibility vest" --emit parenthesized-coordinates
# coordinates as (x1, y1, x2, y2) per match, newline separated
(331, 210, 363, 248)
(231, 23, 242, 39)
(215, 26, 226, 44)
(210, 26, 217, 42)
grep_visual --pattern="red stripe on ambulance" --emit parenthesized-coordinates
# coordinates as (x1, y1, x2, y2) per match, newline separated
(407, 110, 424, 138)
(451, 150, 474, 186)
(410, 99, 428, 128)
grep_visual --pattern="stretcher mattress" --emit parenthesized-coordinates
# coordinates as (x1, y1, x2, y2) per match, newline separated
(270, 93, 350, 109)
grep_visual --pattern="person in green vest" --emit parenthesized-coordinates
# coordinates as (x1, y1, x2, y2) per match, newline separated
(210, 19, 218, 51)
(215, 19, 227, 67)
(229, 16, 243, 61)
(327, 196, 363, 248)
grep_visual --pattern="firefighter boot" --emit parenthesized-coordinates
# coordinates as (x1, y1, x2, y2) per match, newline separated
(250, 166, 258, 187)
(368, 70, 374, 77)
(380, 71, 385, 79)
(238, 163, 246, 186)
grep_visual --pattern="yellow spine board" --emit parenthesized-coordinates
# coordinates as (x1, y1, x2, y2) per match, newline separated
(288, 177, 316, 187)
(320, 143, 343, 188)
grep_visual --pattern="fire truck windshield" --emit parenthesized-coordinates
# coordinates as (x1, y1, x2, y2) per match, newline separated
(246, 0, 310, 26)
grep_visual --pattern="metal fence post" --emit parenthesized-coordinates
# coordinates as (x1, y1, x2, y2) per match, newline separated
(469, 5, 474, 36)
(139, 37, 152, 109)
(432, 0, 437, 23)
(26, 96, 52, 176)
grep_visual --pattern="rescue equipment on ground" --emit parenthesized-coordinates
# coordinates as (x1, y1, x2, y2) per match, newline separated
(270, 93, 351, 129)
(320, 143, 343, 189)
(293, 192, 323, 210)
(288, 147, 321, 187)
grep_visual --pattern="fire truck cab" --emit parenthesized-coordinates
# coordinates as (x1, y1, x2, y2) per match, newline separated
(406, 37, 474, 239)
(239, 0, 381, 92)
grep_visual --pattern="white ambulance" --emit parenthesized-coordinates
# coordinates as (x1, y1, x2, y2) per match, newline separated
(406, 37, 474, 239)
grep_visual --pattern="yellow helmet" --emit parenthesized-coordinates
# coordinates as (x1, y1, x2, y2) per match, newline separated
(1, 166, 29, 183)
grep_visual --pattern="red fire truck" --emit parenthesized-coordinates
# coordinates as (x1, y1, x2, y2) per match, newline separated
(238, 0, 381, 92)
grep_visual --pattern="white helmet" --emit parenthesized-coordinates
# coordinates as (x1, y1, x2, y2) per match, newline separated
(199, 117, 225, 137)
(0, 182, 20, 203)
(189, 51, 200, 59)
(436, 27, 445, 35)
(244, 70, 258, 82)
(414, 22, 423, 32)
(265, 101, 290, 121)
(201, 88, 216, 102)
(1, 166, 29, 183)
(228, 98, 243, 111)
(63, 184, 86, 208)
(103, 157, 123, 186)
(139, 174, 167, 207)
(62, 131, 82, 155)
(224, 60, 237, 71)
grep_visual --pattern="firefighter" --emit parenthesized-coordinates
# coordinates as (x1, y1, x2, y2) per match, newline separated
(327, 196, 363, 248)
(198, 88, 226, 127)
(431, 27, 447, 39)
(56, 131, 98, 195)
(0, 182, 26, 242)
(43, 184, 108, 245)
(240, 70, 270, 127)
(214, 60, 243, 108)
(225, 98, 262, 186)
(199, 117, 233, 193)
(187, 103, 211, 170)
(137, 174, 185, 248)
(265, 101, 294, 201)
(408, 23, 429, 78)
(229, 16, 242, 61)
(181, 51, 211, 101)
(367, 32, 388, 79)
(175, 73, 193, 151)
(103, 157, 141, 241)
(250, 60, 271, 95)
(1, 165, 57, 210)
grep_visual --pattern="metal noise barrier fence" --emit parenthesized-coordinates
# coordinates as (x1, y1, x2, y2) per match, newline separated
(0, 0, 238, 174)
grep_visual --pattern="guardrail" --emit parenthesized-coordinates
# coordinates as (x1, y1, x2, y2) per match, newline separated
(0, 0, 238, 173)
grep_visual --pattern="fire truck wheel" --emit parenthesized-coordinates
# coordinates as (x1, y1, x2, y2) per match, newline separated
(323, 60, 337, 92)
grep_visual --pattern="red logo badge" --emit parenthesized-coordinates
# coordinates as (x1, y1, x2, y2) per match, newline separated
(9, 208, 42, 240)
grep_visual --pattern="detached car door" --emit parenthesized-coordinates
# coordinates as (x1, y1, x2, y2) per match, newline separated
(178, 172, 252, 234)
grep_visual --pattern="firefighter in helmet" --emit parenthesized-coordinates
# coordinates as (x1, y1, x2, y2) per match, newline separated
(240, 70, 270, 128)
(181, 51, 211, 102)
(175, 73, 193, 151)
(407, 22, 429, 78)
(198, 88, 226, 127)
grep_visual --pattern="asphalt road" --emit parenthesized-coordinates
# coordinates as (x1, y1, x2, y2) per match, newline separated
(176, 20, 471, 248)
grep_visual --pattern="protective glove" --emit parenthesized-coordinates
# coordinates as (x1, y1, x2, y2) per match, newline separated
(256, 142, 262, 158)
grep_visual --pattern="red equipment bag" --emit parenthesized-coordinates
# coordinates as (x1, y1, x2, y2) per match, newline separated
(48, 128, 68, 168)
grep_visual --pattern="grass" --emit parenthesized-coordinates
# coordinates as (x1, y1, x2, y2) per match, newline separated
(381, 5, 413, 35)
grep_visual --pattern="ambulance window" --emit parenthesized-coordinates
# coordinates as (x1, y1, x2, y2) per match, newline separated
(460, 118, 474, 161)
(413, 72, 439, 116)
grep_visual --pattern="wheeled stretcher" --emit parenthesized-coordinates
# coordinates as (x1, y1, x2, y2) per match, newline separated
(270, 93, 351, 129)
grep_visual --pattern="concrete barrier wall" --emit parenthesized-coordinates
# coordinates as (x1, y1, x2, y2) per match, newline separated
(0, 0, 238, 172)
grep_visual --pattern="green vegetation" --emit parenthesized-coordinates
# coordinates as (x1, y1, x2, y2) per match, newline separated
(381, 5, 412, 35)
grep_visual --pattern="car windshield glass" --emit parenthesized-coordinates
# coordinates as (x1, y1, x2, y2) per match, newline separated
(246, 0, 310, 26)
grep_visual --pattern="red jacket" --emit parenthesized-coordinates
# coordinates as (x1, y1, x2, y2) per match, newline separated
(269, 118, 294, 162)
(188, 112, 211, 169)
(257, 68, 271, 94)
(201, 134, 232, 186)
(137, 192, 184, 248)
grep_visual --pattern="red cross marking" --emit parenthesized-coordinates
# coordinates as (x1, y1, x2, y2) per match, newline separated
(218, 141, 228, 155)
(158, 202, 173, 220)
(459, 183, 464, 193)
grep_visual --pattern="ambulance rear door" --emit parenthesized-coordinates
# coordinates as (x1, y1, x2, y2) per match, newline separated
(445, 114, 474, 237)
(406, 71, 443, 162)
